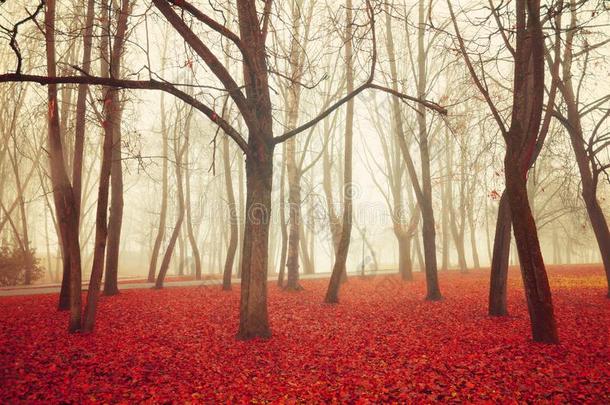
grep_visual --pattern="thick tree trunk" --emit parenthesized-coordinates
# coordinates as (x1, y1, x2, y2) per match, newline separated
(234, 0, 277, 339)
(488, 192, 511, 316)
(237, 152, 273, 339)
(505, 155, 558, 343)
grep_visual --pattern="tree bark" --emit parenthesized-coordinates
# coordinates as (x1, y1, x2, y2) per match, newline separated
(502, 0, 558, 343)
(102, 0, 130, 296)
(147, 94, 169, 283)
(154, 121, 188, 289)
(558, 5, 610, 296)
(277, 144, 287, 288)
(184, 134, 202, 280)
(222, 136, 238, 290)
(46, 0, 82, 331)
(82, 88, 115, 332)
(488, 192, 511, 316)
(325, 0, 354, 304)
(237, 150, 273, 339)
(103, 108, 123, 295)
(505, 153, 557, 342)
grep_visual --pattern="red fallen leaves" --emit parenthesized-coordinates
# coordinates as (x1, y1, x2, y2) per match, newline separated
(0, 265, 608, 403)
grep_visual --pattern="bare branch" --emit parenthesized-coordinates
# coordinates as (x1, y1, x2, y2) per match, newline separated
(0, 73, 248, 153)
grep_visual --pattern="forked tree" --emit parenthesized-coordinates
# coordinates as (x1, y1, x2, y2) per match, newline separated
(448, 0, 561, 343)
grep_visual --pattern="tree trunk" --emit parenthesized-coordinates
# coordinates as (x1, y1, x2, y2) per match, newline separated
(46, 0, 82, 332)
(102, 0, 130, 296)
(441, 179, 450, 271)
(277, 144, 287, 287)
(397, 232, 413, 281)
(559, 12, 610, 295)
(103, 119, 123, 295)
(82, 89, 115, 333)
(488, 192, 511, 316)
(237, 151, 273, 339)
(222, 136, 238, 291)
(299, 216, 314, 275)
(324, 0, 354, 304)
(285, 137, 303, 291)
(468, 208, 481, 270)
(236, 152, 245, 279)
(421, 202, 441, 300)
(72, 0, 95, 228)
(146, 40, 170, 283)
(582, 194, 610, 297)
(505, 154, 558, 343)
(185, 135, 202, 280)
(155, 137, 187, 289)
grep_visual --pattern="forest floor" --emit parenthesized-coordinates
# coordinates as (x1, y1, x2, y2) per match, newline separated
(0, 265, 608, 403)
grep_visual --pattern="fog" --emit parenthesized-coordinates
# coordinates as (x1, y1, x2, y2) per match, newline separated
(0, 0, 608, 286)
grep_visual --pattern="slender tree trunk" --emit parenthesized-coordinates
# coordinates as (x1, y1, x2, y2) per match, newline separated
(155, 128, 187, 289)
(103, 114, 123, 295)
(46, 0, 82, 331)
(299, 213, 314, 275)
(441, 179, 450, 271)
(184, 136, 202, 280)
(222, 137, 238, 290)
(397, 232, 413, 281)
(83, 0, 129, 327)
(82, 89, 115, 333)
(559, 10, 610, 295)
(236, 149, 245, 279)
(447, 141, 468, 273)
(177, 228, 185, 276)
(147, 92, 169, 282)
(325, 0, 354, 303)
(393, 0, 442, 299)
(468, 208, 481, 270)
(72, 0, 95, 227)
(277, 144, 288, 287)
(285, 137, 303, 291)
(102, 0, 130, 296)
